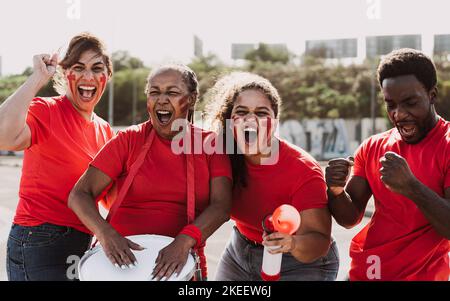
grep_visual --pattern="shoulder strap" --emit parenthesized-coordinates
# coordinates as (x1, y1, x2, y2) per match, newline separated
(186, 150, 195, 224)
(103, 124, 196, 228)
(186, 124, 196, 224)
(106, 126, 156, 223)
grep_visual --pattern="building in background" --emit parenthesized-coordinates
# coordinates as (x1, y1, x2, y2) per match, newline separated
(434, 34, 450, 55)
(366, 34, 422, 58)
(231, 43, 256, 60)
(305, 38, 357, 59)
(194, 35, 204, 58)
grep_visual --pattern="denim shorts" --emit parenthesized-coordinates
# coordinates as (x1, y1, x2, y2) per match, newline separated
(6, 223, 92, 281)
(215, 226, 339, 281)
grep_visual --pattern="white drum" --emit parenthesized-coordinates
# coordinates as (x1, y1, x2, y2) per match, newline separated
(78, 234, 196, 281)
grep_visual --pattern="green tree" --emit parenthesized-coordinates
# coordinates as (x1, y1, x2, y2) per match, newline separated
(245, 43, 293, 70)
(112, 50, 145, 72)
(189, 53, 231, 112)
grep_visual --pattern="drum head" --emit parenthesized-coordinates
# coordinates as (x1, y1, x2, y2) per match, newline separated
(78, 234, 196, 281)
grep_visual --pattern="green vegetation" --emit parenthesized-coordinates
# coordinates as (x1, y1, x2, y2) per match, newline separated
(1, 46, 449, 125)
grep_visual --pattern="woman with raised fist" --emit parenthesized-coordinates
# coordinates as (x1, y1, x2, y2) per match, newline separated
(0, 33, 114, 281)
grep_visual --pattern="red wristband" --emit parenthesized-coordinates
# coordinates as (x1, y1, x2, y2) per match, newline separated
(179, 224, 202, 249)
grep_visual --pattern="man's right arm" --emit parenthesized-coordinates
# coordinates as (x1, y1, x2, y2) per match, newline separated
(325, 158, 373, 228)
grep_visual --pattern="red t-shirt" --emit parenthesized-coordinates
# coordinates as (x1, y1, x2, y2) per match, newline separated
(231, 139, 328, 243)
(14, 96, 114, 233)
(90, 121, 232, 237)
(350, 117, 450, 281)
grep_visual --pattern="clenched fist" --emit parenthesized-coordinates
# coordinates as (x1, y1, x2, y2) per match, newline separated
(325, 157, 354, 196)
(379, 151, 417, 195)
(32, 53, 58, 83)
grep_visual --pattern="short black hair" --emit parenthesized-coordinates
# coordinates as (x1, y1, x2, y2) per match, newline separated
(377, 48, 437, 91)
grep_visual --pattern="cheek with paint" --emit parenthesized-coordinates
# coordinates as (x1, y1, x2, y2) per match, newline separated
(259, 117, 275, 150)
(231, 116, 247, 148)
(176, 96, 191, 120)
(265, 117, 273, 142)
(67, 72, 77, 97)
(231, 115, 241, 140)
(98, 74, 107, 96)
(146, 99, 154, 117)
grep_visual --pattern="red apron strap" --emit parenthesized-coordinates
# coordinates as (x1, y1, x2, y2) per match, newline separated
(92, 124, 196, 250)
(186, 153, 195, 224)
(186, 125, 196, 224)
(106, 127, 156, 223)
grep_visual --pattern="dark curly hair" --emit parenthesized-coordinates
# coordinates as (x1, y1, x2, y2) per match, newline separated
(205, 72, 282, 187)
(377, 48, 437, 91)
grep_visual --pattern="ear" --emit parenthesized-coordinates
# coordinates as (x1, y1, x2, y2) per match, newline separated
(429, 86, 438, 104)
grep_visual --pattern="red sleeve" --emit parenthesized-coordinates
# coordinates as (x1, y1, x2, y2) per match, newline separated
(26, 98, 52, 147)
(90, 130, 129, 180)
(209, 152, 232, 181)
(291, 169, 328, 212)
(352, 138, 369, 179)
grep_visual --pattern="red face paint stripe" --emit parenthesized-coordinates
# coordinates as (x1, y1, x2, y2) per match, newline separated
(99, 74, 107, 91)
(267, 118, 272, 141)
(67, 71, 77, 97)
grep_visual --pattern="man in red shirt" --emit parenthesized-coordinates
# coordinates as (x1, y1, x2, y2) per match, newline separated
(0, 33, 114, 281)
(326, 48, 450, 280)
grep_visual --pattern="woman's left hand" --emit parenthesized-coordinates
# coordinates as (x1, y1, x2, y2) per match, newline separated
(262, 232, 296, 254)
(151, 234, 196, 281)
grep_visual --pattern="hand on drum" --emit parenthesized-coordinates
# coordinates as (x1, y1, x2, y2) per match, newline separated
(152, 234, 196, 281)
(98, 228, 145, 269)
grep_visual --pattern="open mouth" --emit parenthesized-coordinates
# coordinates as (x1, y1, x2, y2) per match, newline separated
(155, 110, 173, 125)
(244, 127, 258, 144)
(77, 85, 97, 101)
(397, 123, 417, 139)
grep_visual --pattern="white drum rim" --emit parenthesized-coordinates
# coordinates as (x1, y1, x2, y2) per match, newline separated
(78, 234, 196, 281)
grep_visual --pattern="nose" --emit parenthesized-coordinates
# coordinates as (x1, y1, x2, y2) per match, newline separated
(392, 105, 409, 121)
(244, 112, 258, 122)
(156, 93, 170, 105)
(82, 69, 94, 81)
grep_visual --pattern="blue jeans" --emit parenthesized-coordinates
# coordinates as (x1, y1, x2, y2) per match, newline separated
(6, 223, 92, 281)
(215, 227, 339, 281)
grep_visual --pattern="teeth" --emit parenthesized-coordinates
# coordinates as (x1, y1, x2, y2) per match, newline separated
(79, 86, 96, 91)
(157, 110, 171, 115)
(244, 128, 257, 133)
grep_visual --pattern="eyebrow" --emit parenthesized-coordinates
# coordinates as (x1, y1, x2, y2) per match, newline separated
(385, 95, 416, 103)
(400, 95, 417, 102)
(257, 107, 271, 112)
(235, 105, 271, 111)
(149, 86, 182, 90)
(73, 61, 105, 66)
